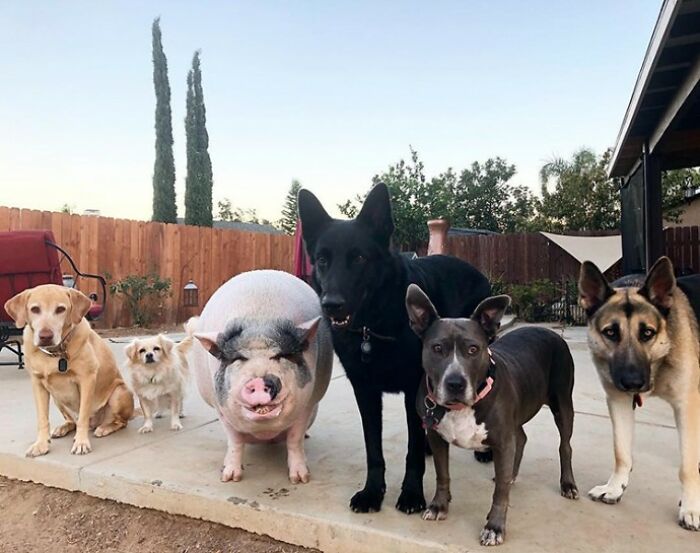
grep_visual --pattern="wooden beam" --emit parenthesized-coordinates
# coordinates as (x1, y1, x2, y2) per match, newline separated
(648, 52, 700, 155)
(644, 145, 663, 270)
(609, 0, 682, 178)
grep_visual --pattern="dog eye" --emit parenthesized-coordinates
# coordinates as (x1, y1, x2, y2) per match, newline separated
(431, 344, 443, 354)
(640, 327, 656, 342)
(354, 255, 367, 265)
(467, 345, 479, 355)
(30, 306, 40, 314)
(153, 346, 161, 352)
(138, 348, 146, 354)
(602, 327, 619, 340)
(316, 256, 328, 268)
(55, 306, 66, 314)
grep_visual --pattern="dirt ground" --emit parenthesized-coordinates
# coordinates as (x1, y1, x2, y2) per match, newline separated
(96, 323, 183, 339)
(0, 476, 319, 553)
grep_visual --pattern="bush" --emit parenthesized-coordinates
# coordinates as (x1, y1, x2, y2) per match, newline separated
(507, 279, 558, 322)
(107, 273, 172, 327)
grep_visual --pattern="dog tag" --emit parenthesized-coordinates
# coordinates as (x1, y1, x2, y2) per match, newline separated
(58, 358, 68, 373)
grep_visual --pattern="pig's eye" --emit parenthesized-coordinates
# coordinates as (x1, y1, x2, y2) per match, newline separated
(230, 353, 248, 363)
(467, 345, 479, 355)
(431, 344, 443, 354)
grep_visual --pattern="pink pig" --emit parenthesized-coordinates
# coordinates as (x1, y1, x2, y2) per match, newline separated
(188, 270, 333, 484)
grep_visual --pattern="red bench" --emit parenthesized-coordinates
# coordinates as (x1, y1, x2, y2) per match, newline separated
(0, 230, 106, 368)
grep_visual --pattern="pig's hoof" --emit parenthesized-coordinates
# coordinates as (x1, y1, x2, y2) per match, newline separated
(222, 464, 243, 482)
(350, 487, 384, 513)
(289, 466, 310, 484)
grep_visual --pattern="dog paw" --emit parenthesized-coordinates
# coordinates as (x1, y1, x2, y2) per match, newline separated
(396, 487, 426, 514)
(221, 464, 243, 482)
(679, 500, 700, 531)
(422, 504, 448, 521)
(25, 440, 50, 458)
(480, 525, 505, 546)
(588, 482, 625, 504)
(474, 449, 493, 463)
(350, 487, 385, 513)
(71, 438, 92, 455)
(51, 422, 75, 439)
(138, 423, 154, 434)
(170, 421, 183, 431)
(561, 482, 580, 500)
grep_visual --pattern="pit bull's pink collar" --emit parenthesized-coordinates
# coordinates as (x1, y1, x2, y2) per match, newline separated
(422, 348, 496, 430)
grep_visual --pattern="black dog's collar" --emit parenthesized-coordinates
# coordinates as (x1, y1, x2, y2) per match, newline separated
(421, 350, 497, 430)
(347, 326, 397, 363)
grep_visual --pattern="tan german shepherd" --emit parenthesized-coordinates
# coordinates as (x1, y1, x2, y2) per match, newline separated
(579, 256, 700, 531)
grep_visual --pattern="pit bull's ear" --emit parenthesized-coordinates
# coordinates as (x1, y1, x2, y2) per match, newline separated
(67, 288, 92, 324)
(578, 261, 614, 316)
(296, 316, 321, 351)
(4, 290, 30, 328)
(405, 284, 438, 336)
(298, 189, 332, 256)
(639, 256, 676, 315)
(357, 183, 395, 249)
(472, 295, 510, 338)
(194, 332, 223, 359)
(125, 340, 139, 362)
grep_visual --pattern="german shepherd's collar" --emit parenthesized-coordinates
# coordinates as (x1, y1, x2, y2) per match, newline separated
(579, 256, 700, 531)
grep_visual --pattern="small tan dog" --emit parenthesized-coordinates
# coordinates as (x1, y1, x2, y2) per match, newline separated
(124, 333, 192, 433)
(4, 284, 134, 457)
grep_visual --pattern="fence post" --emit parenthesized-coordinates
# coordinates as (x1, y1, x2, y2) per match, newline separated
(428, 219, 450, 256)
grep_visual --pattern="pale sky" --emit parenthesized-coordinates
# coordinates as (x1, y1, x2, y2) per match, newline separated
(1, 1, 660, 223)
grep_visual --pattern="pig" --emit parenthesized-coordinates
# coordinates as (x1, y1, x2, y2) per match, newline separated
(188, 270, 333, 484)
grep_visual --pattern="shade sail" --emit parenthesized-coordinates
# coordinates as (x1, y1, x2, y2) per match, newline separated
(540, 232, 622, 272)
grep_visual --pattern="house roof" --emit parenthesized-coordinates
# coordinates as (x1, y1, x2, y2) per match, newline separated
(609, 0, 700, 178)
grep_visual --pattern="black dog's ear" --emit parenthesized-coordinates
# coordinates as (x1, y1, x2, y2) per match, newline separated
(639, 256, 676, 315)
(405, 284, 439, 336)
(357, 183, 394, 249)
(298, 189, 332, 253)
(578, 261, 614, 316)
(472, 295, 510, 338)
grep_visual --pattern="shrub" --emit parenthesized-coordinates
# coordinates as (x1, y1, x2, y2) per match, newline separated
(107, 273, 172, 327)
(507, 279, 558, 322)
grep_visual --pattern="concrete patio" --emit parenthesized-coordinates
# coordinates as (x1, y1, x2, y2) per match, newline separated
(0, 325, 698, 552)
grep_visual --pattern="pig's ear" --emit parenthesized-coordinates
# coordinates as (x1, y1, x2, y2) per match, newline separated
(296, 317, 321, 351)
(194, 332, 223, 359)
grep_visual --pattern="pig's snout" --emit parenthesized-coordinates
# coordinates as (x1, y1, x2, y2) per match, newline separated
(241, 375, 282, 405)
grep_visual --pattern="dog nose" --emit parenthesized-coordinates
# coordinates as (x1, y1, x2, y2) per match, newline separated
(145, 352, 154, 362)
(38, 329, 54, 345)
(444, 374, 467, 394)
(321, 294, 346, 315)
(619, 372, 646, 391)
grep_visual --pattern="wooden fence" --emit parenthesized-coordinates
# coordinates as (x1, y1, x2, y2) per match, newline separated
(664, 225, 700, 273)
(0, 207, 295, 328)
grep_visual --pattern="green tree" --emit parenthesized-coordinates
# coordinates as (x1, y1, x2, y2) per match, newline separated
(217, 198, 273, 226)
(279, 179, 302, 235)
(151, 18, 177, 223)
(662, 168, 700, 222)
(537, 148, 620, 232)
(184, 51, 213, 227)
(339, 148, 536, 250)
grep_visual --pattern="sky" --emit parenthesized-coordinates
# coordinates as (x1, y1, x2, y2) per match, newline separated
(1, 1, 661, 223)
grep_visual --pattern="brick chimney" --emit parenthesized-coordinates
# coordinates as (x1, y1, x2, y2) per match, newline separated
(427, 219, 450, 255)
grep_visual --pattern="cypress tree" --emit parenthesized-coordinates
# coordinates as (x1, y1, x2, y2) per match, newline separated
(184, 51, 213, 227)
(151, 17, 177, 223)
(279, 179, 302, 234)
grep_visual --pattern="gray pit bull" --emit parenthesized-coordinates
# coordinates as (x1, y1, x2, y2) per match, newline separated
(405, 284, 579, 546)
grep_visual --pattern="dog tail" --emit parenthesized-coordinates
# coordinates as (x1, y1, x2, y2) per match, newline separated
(179, 317, 200, 353)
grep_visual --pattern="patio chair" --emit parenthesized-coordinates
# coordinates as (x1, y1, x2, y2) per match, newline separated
(0, 230, 107, 368)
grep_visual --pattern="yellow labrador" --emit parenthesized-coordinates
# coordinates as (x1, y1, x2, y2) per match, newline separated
(4, 284, 133, 456)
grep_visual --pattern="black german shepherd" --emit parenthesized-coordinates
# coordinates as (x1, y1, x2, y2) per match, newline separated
(298, 183, 491, 514)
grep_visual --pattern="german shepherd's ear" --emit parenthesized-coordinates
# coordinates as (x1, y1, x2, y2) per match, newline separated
(639, 256, 676, 315)
(472, 295, 510, 338)
(579, 261, 613, 316)
(298, 189, 332, 256)
(405, 284, 439, 336)
(357, 183, 395, 249)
